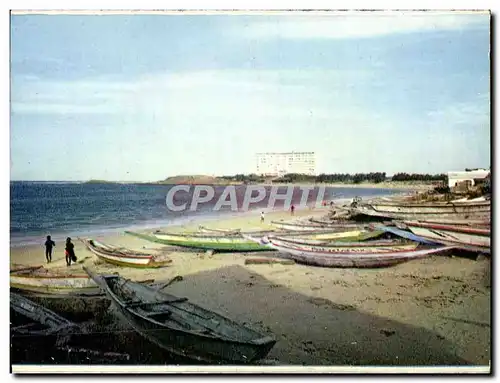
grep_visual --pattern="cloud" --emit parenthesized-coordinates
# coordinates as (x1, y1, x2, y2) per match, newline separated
(238, 12, 489, 40)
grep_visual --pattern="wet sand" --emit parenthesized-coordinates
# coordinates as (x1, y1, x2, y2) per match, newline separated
(10, 207, 491, 366)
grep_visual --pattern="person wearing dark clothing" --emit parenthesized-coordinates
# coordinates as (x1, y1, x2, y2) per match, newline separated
(290, 204, 295, 216)
(44, 235, 55, 263)
(65, 237, 76, 266)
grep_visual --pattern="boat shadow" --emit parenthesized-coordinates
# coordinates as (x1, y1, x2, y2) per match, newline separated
(162, 264, 471, 366)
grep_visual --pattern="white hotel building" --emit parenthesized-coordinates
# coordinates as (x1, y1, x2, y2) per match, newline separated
(255, 152, 316, 177)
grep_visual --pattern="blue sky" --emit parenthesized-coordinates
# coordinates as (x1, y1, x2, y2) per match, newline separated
(10, 11, 490, 181)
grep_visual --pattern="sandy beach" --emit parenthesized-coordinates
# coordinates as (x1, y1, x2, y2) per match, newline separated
(10, 207, 491, 366)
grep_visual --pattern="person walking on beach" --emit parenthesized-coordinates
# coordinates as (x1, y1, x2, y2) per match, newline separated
(290, 204, 295, 216)
(260, 211, 265, 223)
(65, 237, 76, 266)
(44, 235, 55, 263)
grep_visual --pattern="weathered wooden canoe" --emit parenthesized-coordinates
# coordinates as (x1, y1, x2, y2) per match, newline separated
(248, 235, 419, 254)
(10, 267, 98, 295)
(271, 220, 365, 231)
(357, 199, 490, 215)
(83, 267, 277, 364)
(402, 221, 491, 254)
(267, 235, 417, 249)
(126, 231, 271, 252)
(10, 292, 78, 362)
(351, 204, 491, 221)
(10, 291, 77, 336)
(412, 218, 490, 227)
(10, 292, 131, 364)
(81, 238, 172, 268)
(198, 226, 242, 235)
(251, 238, 452, 268)
(10, 264, 44, 274)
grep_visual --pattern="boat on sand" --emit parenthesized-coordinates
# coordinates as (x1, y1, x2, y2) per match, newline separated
(83, 267, 277, 364)
(402, 221, 490, 254)
(244, 235, 452, 268)
(10, 267, 98, 295)
(80, 238, 172, 268)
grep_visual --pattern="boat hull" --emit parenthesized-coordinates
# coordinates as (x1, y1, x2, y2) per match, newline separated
(352, 205, 491, 221)
(364, 200, 490, 215)
(271, 220, 363, 231)
(267, 237, 418, 253)
(82, 239, 171, 268)
(114, 304, 275, 364)
(255, 238, 452, 268)
(404, 222, 490, 253)
(10, 271, 98, 295)
(84, 269, 277, 364)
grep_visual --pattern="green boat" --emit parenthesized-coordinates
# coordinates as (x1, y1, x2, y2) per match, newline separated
(125, 229, 386, 252)
(125, 231, 271, 252)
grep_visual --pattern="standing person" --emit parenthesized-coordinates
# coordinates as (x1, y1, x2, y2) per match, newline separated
(260, 211, 265, 223)
(65, 237, 76, 266)
(44, 235, 55, 263)
(290, 204, 295, 216)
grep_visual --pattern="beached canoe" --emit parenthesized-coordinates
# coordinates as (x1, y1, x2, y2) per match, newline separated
(249, 235, 419, 254)
(266, 235, 417, 249)
(80, 238, 172, 268)
(355, 199, 490, 216)
(10, 292, 131, 364)
(198, 226, 242, 235)
(410, 218, 490, 227)
(126, 231, 270, 252)
(10, 267, 98, 295)
(10, 292, 78, 361)
(83, 267, 277, 364)
(10, 291, 77, 336)
(10, 264, 44, 274)
(142, 229, 382, 249)
(271, 220, 365, 231)
(402, 221, 490, 254)
(350, 204, 491, 221)
(246, 237, 452, 268)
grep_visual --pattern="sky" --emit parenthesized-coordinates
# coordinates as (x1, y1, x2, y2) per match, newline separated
(10, 11, 491, 181)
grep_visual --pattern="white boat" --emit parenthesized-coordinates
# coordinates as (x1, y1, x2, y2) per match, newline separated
(81, 239, 172, 268)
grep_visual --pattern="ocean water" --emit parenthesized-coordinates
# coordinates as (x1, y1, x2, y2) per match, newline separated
(10, 182, 404, 246)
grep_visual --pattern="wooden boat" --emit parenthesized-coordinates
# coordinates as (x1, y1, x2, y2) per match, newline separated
(351, 204, 491, 221)
(271, 220, 364, 231)
(10, 292, 131, 364)
(412, 218, 490, 227)
(10, 292, 78, 362)
(249, 235, 419, 254)
(11, 291, 77, 337)
(10, 264, 43, 274)
(402, 221, 490, 254)
(356, 199, 490, 215)
(80, 238, 172, 268)
(10, 267, 98, 295)
(308, 217, 359, 225)
(244, 237, 452, 268)
(267, 235, 416, 249)
(198, 226, 241, 235)
(126, 231, 271, 252)
(83, 267, 277, 364)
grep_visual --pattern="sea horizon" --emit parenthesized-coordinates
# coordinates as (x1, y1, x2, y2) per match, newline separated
(10, 182, 405, 247)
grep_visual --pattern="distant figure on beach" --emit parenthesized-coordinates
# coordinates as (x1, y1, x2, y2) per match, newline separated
(260, 212, 265, 223)
(290, 204, 295, 216)
(330, 201, 334, 208)
(44, 235, 55, 263)
(65, 237, 76, 266)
